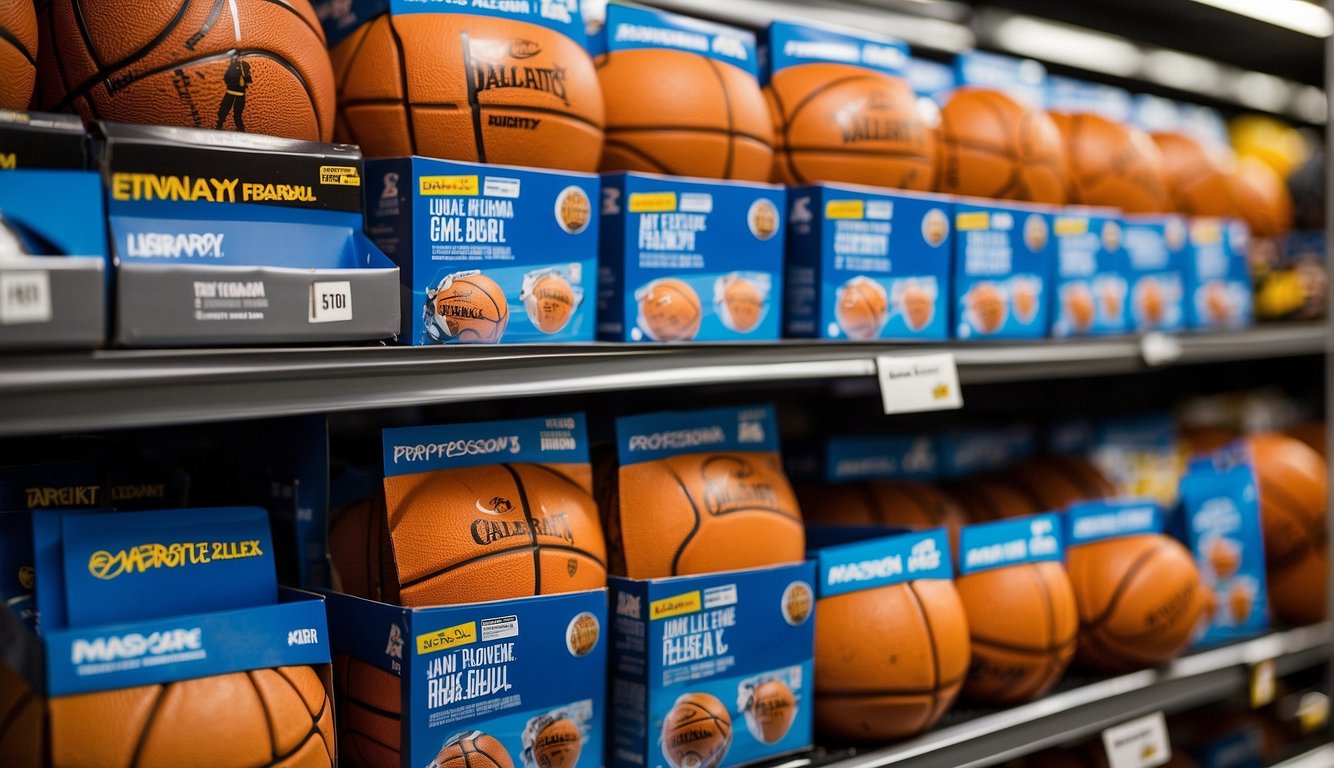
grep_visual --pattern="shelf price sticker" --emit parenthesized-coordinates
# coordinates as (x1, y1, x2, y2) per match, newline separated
(1102, 711, 1171, 768)
(310, 280, 352, 323)
(0, 270, 53, 325)
(1140, 331, 1182, 367)
(875, 353, 963, 416)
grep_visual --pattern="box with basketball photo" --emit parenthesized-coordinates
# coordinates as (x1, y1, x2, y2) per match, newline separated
(952, 198, 1056, 339)
(1050, 208, 1131, 338)
(1122, 215, 1190, 333)
(0, 505, 335, 768)
(1184, 217, 1254, 331)
(598, 174, 786, 342)
(364, 157, 599, 344)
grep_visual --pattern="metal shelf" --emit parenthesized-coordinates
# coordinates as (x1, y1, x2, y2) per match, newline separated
(0, 324, 1325, 436)
(1275, 744, 1334, 768)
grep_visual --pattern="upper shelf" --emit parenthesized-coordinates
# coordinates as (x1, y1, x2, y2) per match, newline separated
(0, 324, 1325, 436)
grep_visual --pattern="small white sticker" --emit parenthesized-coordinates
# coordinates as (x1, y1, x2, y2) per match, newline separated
(866, 200, 894, 221)
(1102, 712, 1171, 768)
(702, 584, 738, 609)
(876, 353, 964, 415)
(679, 193, 714, 213)
(310, 280, 352, 323)
(1141, 331, 1182, 366)
(483, 176, 521, 198)
(480, 614, 519, 642)
(0, 270, 53, 325)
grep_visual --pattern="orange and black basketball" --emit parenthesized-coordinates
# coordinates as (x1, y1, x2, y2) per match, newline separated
(329, 490, 400, 604)
(900, 283, 934, 331)
(433, 731, 514, 768)
(597, 48, 773, 181)
(1230, 157, 1294, 238)
(532, 718, 581, 768)
(797, 480, 965, 544)
(50, 665, 334, 768)
(431, 272, 510, 343)
(937, 88, 1068, 204)
(335, 652, 402, 768)
(524, 272, 576, 334)
(638, 278, 702, 342)
(765, 63, 934, 189)
(742, 679, 796, 745)
(332, 14, 603, 170)
(1247, 433, 1329, 624)
(945, 476, 1040, 522)
(661, 692, 732, 768)
(835, 276, 888, 340)
(0, 661, 40, 768)
(0, 0, 36, 110)
(1050, 112, 1168, 213)
(716, 276, 764, 333)
(1005, 455, 1117, 512)
(37, 0, 334, 141)
(1285, 421, 1327, 459)
(1151, 132, 1239, 217)
(384, 462, 606, 607)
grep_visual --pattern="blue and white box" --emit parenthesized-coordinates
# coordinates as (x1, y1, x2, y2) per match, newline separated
(953, 199, 1055, 339)
(1051, 208, 1130, 337)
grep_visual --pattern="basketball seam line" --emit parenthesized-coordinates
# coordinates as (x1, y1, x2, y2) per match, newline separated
(607, 124, 771, 145)
(45, 2, 77, 107)
(398, 542, 606, 590)
(782, 72, 868, 130)
(1030, 562, 1065, 700)
(275, 665, 332, 763)
(779, 145, 933, 160)
(51, 0, 195, 111)
(460, 29, 487, 164)
(1260, 480, 1325, 540)
(524, 463, 591, 495)
(128, 683, 169, 768)
(70, 0, 105, 69)
(0, 27, 35, 64)
(1045, 455, 1108, 498)
(461, 735, 477, 768)
(1083, 538, 1166, 630)
(0, 686, 32, 736)
(258, 0, 325, 45)
(970, 633, 1077, 655)
(603, 137, 675, 176)
(668, 465, 704, 577)
(389, 18, 418, 154)
(341, 96, 459, 109)
(344, 725, 400, 753)
(247, 670, 282, 760)
(896, 482, 946, 527)
(704, 58, 735, 179)
(905, 581, 942, 694)
(816, 672, 967, 697)
(341, 693, 401, 722)
(500, 462, 543, 595)
(993, 473, 1051, 515)
(475, 743, 510, 768)
(188, 0, 228, 52)
(335, 21, 373, 100)
(1080, 622, 1166, 668)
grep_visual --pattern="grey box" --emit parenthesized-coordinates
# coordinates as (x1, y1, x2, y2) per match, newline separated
(0, 257, 106, 349)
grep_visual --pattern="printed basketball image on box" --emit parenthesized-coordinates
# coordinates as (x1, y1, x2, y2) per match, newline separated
(365, 157, 599, 345)
(953, 200, 1055, 339)
(600, 173, 785, 343)
(740, 676, 798, 745)
(786, 184, 952, 341)
(1051, 210, 1130, 337)
(1123, 215, 1189, 332)
(1184, 218, 1253, 330)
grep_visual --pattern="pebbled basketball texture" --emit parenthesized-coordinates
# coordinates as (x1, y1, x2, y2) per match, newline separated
(433, 731, 514, 768)
(0, 0, 37, 110)
(936, 87, 1068, 204)
(432, 272, 510, 343)
(1050, 112, 1168, 214)
(335, 652, 402, 768)
(329, 490, 400, 604)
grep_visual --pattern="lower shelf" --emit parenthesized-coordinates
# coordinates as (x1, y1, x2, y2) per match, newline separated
(1275, 743, 1334, 768)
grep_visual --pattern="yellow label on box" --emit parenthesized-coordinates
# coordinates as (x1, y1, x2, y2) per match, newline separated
(956, 212, 991, 231)
(1054, 217, 1089, 236)
(650, 591, 701, 620)
(419, 175, 480, 196)
(629, 192, 678, 213)
(319, 165, 361, 186)
(1191, 220, 1222, 244)
(416, 621, 477, 655)
(825, 200, 865, 220)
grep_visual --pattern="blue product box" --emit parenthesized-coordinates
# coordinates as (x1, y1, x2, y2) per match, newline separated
(785, 184, 953, 340)
(1123, 214, 1190, 332)
(1089, 412, 1178, 505)
(952, 199, 1055, 339)
(953, 50, 1047, 108)
(938, 425, 1037, 478)
(1185, 218, 1254, 330)
(317, 0, 589, 49)
(1051, 208, 1130, 337)
(821, 435, 940, 483)
(1046, 77, 1132, 122)
(763, 19, 908, 82)
(907, 58, 955, 121)
(1064, 498, 1164, 550)
(609, 561, 816, 768)
(365, 157, 600, 345)
(599, 173, 786, 342)
(326, 588, 608, 768)
(0, 111, 108, 349)
(958, 512, 1064, 575)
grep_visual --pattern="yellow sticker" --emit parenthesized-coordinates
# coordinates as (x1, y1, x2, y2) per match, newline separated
(319, 165, 362, 186)
(628, 192, 678, 213)
(1191, 219, 1222, 244)
(956, 211, 990, 231)
(650, 591, 702, 620)
(825, 200, 865, 220)
(419, 175, 480, 196)
(416, 621, 477, 655)
(1053, 217, 1088, 236)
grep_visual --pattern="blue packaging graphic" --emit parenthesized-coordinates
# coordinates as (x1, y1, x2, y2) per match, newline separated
(609, 561, 815, 768)
(814, 528, 952, 597)
(317, 0, 589, 48)
(938, 426, 1037, 478)
(1185, 218, 1254, 330)
(785, 184, 953, 340)
(953, 50, 1047, 108)
(957, 513, 1064, 576)
(953, 199, 1055, 339)
(1051, 209, 1130, 337)
(762, 19, 908, 81)
(591, 3, 758, 76)
(599, 173, 786, 342)
(365, 157, 600, 345)
(907, 58, 955, 118)
(820, 435, 940, 483)
(1089, 412, 1179, 505)
(1045, 77, 1132, 121)
(1063, 498, 1164, 548)
(1123, 214, 1190, 332)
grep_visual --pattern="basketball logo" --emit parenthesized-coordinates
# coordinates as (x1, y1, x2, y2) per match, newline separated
(661, 693, 732, 768)
(431, 731, 514, 768)
(637, 278, 702, 341)
(834, 276, 889, 340)
(741, 679, 796, 745)
(921, 208, 949, 247)
(782, 581, 813, 626)
(426, 271, 509, 343)
(566, 612, 600, 657)
(967, 283, 1007, 334)
(532, 718, 582, 768)
(523, 271, 578, 334)
(748, 199, 780, 241)
(714, 275, 765, 333)
(1024, 215, 1049, 252)
(1101, 221, 1123, 253)
(555, 186, 592, 234)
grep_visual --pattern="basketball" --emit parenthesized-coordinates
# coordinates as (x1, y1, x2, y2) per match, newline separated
(434, 731, 514, 768)
(557, 186, 593, 233)
(796, 480, 965, 544)
(966, 283, 1007, 334)
(1268, 545, 1327, 625)
(611, 452, 804, 579)
(431, 272, 510, 343)
(716, 276, 764, 333)
(335, 652, 402, 768)
(1230, 157, 1294, 237)
(1285, 421, 1327, 458)
(1151, 132, 1239, 217)
(524, 272, 576, 334)
(332, 14, 604, 170)
(1005, 455, 1117, 512)
(661, 692, 732, 768)
(328, 491, 400, 604)
(37, 0, 334, 141)
(383, 462, 607, 606)
(49, 665, 333, 768)
(901, 283, 934, 331)
(1067, 534, 1206, 671)
(814, 579, 969, 740)
(946, 476, 1039, 522)
(0, 0, 36, 110)
(597, 48, 773, 181)
(0, 661, 40, 768)
(937, 87, 1068, 204)
(765, 63, 934, 189)
(1065, 285, 1095, 332)
(638, 278, 702, 341)
(834, 276, 888, 340)
(533, 718, 581, 768)
(1246, 433, 1328, 624)
(742, 679, 796, 744)
(784, 581, 813, 625)
(1050, 113, 1168, 213)
(567, 612, 600, 656)
(956, 561, 1078, 703)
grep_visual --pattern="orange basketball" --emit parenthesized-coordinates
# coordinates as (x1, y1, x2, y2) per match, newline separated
(332, 14, 603, 169)
(742, 679, 796, 744)
(329, 491, 401, 604)
(967, 283, 1007, 334)
(946, 476, 1039, 522)
(1246, 433, 1328, 624)
(765, 63, 934, 189)
(598, 48, 773, 181)
(937, 88, 1068, 204)
(957, 561, 1078, 703)
(1268, 546, 1327, 626)
(834, 276, 888, 340)
(716, 276, 764, 333)
(661, 692, 732, 768)
(815, 579, 969, 740)
(900, 283, 934, 331)
(1067, 534, 1206, 671)
(435, 731, 514, 768)
(1005, 455, 1117, 512)
(37, 0, 333, 141)
(609, 452, 804, 579)
(1285, 421, 1327, 459)
(1180, 425, 1239, 456)
(1065, 285, 1096, 332)
(638, 278, 702, 341)
(0, 0, 36, 110)
(50, 665, 334, 768)
(533, 718, 582, 768)
(335, 652, 402, 768)
(1050, 113, 1168, 213)
(432, 272, 510, 343)
(384, 462, 606, 606)
(1151, 132, 1239, 217)
(797, 480, 965, 544)
(524, 272, 576, 334)
(0, 662, 41, 768)
(1230, 157, 1294, 237)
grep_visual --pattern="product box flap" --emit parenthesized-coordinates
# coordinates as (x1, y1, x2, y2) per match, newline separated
(764, 20, 908, 80)
(820, 435, 939, 482)
(316, 0, 588, 49)
(1046, 76, 1132, 121)
(615, 405, 779, 466)
(953, 50, 1046, 108)
(383, 414, 589, 476)
(0, 110, 88, 170)
(813, 528, 951, 597)
(1064, 499, 1164, 547)
(957, 513, 1063, 575)
(594, 2, 759, 78)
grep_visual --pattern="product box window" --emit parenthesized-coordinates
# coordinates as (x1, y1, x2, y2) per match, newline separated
(1185, 218, 1254, 330)
(1123, 215, 1189, 333)
(1051, 209, 1130, 337)
(952, 198, 1054, 339)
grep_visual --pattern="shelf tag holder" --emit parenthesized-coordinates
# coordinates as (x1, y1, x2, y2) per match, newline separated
(0, 270, 54, 325)
(309, 280, 353, 324)
(1140, 332, 1182, 367)
(1250, 658, 1277, 708)
(1101, 711, 1171, 768)
(876, 353, 963, 416)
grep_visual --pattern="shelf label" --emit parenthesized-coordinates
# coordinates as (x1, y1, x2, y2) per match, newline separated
(309, 280, 352, 323)
(0, 270, 53, 325)
(876, 353, 963, 415)
(1251, 659, 1277, 708)
(1102, 711, 1171, 768)
(1140, 332, 1182, 367)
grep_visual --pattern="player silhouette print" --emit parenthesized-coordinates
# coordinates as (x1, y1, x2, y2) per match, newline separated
(216, 54, 252, 132)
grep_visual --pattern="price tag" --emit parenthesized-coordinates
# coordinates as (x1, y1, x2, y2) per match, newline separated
(1140, 332, 1182, 367)
(1250, 659, 1277, 708)
(310, 280, 352, 323)
(1102, 712, 1171, 768)
(876, 353, 963, 415)
(0, 270, 53, 325)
